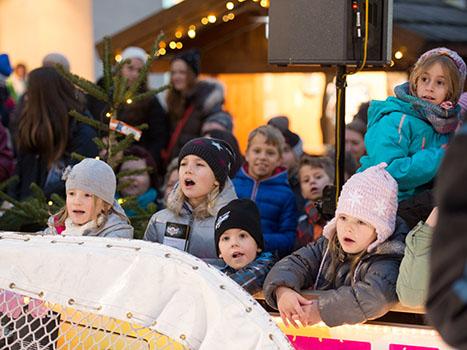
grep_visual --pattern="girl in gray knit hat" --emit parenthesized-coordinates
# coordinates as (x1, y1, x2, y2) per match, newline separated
(44, 158, 133, 238)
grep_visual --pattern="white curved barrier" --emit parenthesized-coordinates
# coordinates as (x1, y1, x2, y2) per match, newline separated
(0, 232, 293, 350)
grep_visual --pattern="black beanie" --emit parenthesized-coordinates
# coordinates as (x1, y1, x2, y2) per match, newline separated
(214, 199, 263, 255)
(172, 49, 200, 76)
(178, 137, 236, 191)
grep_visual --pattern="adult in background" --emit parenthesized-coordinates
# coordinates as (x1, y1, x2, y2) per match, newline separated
(88, 46, 170, 172)
(164, 49, 225, 162)
(8, 67, 98, 202)
(345, 118, 366, 164)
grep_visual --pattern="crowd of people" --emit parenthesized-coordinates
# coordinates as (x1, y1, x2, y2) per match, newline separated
(1, 45, 467, 348)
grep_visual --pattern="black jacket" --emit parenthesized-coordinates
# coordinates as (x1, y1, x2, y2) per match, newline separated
(263, 217, 408, 326)
(427, 127, 467, 349)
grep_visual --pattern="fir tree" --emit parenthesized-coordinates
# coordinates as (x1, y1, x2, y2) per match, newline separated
(0, 34, 169, 239)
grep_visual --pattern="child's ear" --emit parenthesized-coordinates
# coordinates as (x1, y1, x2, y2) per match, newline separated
(257, 248, 262, 253)
(214, 180, 220, 187)
(218, 253, 223, 258)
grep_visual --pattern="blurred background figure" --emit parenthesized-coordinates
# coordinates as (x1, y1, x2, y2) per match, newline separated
(117, 145, 161, 217)
(164, 49, 225, 162)
(0, 53, 15, 128)
(161, 157, 179, 208)
(87, 46, 170, 172)
(345, 118, 367, 164)
(8, 67, 98, 204)
(201, 110, 233, 135)
(7, 63, 27, 102)
(42, 52, 70, 71)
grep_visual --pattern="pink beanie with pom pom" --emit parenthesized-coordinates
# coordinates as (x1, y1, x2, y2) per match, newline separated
(322, 163, 398, 252)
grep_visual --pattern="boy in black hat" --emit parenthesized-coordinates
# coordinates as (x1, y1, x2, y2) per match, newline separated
(215, 199, 276, 295)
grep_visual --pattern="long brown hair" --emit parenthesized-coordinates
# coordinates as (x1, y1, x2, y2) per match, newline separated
(16, 67, 83, 167)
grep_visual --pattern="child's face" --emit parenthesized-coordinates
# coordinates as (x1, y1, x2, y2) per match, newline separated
(336, 214, 376, 254)
(299, 165, 332, 201)
(218, 228, 259, 270)
(119, 158, 151, 197)
(416, 62, 449, 105)
(66, 189, 105, 226)
(245, 134, 282, 180)
(179, 155, 217, 208)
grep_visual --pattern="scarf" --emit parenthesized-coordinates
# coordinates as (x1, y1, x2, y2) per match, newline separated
(394, 82, 460, 134)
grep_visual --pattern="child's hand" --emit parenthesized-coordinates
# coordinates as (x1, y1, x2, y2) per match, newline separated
(425, 207, 438, 228)
(302, 300, 322, 326)
(275, 286, 312, 328)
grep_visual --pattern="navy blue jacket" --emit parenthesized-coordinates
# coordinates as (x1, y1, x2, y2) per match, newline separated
(233, 166, 298, 258)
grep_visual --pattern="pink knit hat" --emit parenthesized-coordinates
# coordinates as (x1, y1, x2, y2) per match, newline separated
(322, 163, 398, 252)
(417, 47, 466, 88)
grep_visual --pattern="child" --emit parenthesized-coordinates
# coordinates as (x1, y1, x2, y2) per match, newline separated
(162, 157, 179, 207)
(263, 163, 408, 327)
(44, 158, 133, 238)
(295, 156, 334, 250)
(214, 198, 275, 295)
(359, 47, 466, 227)
(233, 125, 298, 258)
(144, 137, 237, 260)
(117, 145, 160, 216)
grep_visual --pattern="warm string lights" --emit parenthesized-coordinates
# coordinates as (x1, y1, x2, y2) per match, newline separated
(114, 0, 270, 61)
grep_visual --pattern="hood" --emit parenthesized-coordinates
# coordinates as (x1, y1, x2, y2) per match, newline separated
(190, 79, 224, 114)
(367, 96, 416, 129)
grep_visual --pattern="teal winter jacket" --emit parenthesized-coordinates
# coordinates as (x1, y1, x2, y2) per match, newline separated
(359, 90, 452, 201)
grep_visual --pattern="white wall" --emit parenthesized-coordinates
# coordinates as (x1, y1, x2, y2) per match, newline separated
(92, 0, 163, 81)
(0, 0, 94, 79)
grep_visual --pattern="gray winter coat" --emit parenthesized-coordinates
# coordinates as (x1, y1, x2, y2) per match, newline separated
(143, 180, 237, 259)
(44, 201, 134, 239)
(263, 217, 408, 327)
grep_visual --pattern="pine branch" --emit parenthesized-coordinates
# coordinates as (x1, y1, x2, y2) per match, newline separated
(50, 193, 65, 208)
(69, 110, 109, 132)
(110, 134, 135, 155)
(113, 75, 128, 106)
(30, 183, 47, 203)
(103, 36, 113, 94)
(71, 152, 86, 162)
(55, 65, 109, 102)
(132, 85, 170, 104)
(126, 32, 165, 99)
(92, 136, 107, 151)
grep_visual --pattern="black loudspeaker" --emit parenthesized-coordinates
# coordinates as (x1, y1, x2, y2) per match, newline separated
(268, 0, 393, 66)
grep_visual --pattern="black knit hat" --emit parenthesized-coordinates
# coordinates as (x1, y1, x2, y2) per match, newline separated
(178, 137, 236, 191)
(172, 49, 200, 76)
(214, 199, 264, 255)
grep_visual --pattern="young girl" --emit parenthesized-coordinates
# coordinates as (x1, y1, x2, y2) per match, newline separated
(144, 137, 237, 260)
(263, 163, 408, 327)
(359, 47, 466, 227)
(44, 158, 133, 238)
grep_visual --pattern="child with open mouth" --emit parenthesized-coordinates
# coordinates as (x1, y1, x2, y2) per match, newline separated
(263, 163, 408, 328)
(144, 137, 237, 261)
(214, 199, 275, 295)
(44, 158, 133, 238)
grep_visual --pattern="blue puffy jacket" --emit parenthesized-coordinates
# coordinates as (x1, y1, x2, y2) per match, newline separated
(233, 166, 298, 258)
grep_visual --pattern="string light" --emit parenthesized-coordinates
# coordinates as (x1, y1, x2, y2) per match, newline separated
(115, 54, 122, 62)
(169, 41, 177, 49)
(158, 48, 166, 55)
(201, 17, 209, 25)
(126, 98, 133, 104)
(208, 15, 217, 23)
(260, 0, 269, 7)
(394, 51, 403, 59)
(117, 198, 125, 205)
(227, 12, 235, 20)
(175, 30, 183, 39)
(176, 42, 183, 49)
(223, 15, 229, 22)
(105, 112, 112, 118)
(159, 41, 166, 48)
(188, 29, 196, 38)
(226, 1, 234, 10)
(47, 201, 53, 206)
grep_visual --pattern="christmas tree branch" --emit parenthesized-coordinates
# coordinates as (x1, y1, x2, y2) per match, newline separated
(56, 65, 109, 102)
(69, 110, 109, 132)
(103, 36, 113, 94)
(132, 84, 171, 104)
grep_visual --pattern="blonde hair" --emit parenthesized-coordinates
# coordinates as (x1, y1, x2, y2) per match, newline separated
(167, 183, 220, 219)
(247, 125, 285, 157)
(409, 54, 463, 103)
(55, 195, 113, 229)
